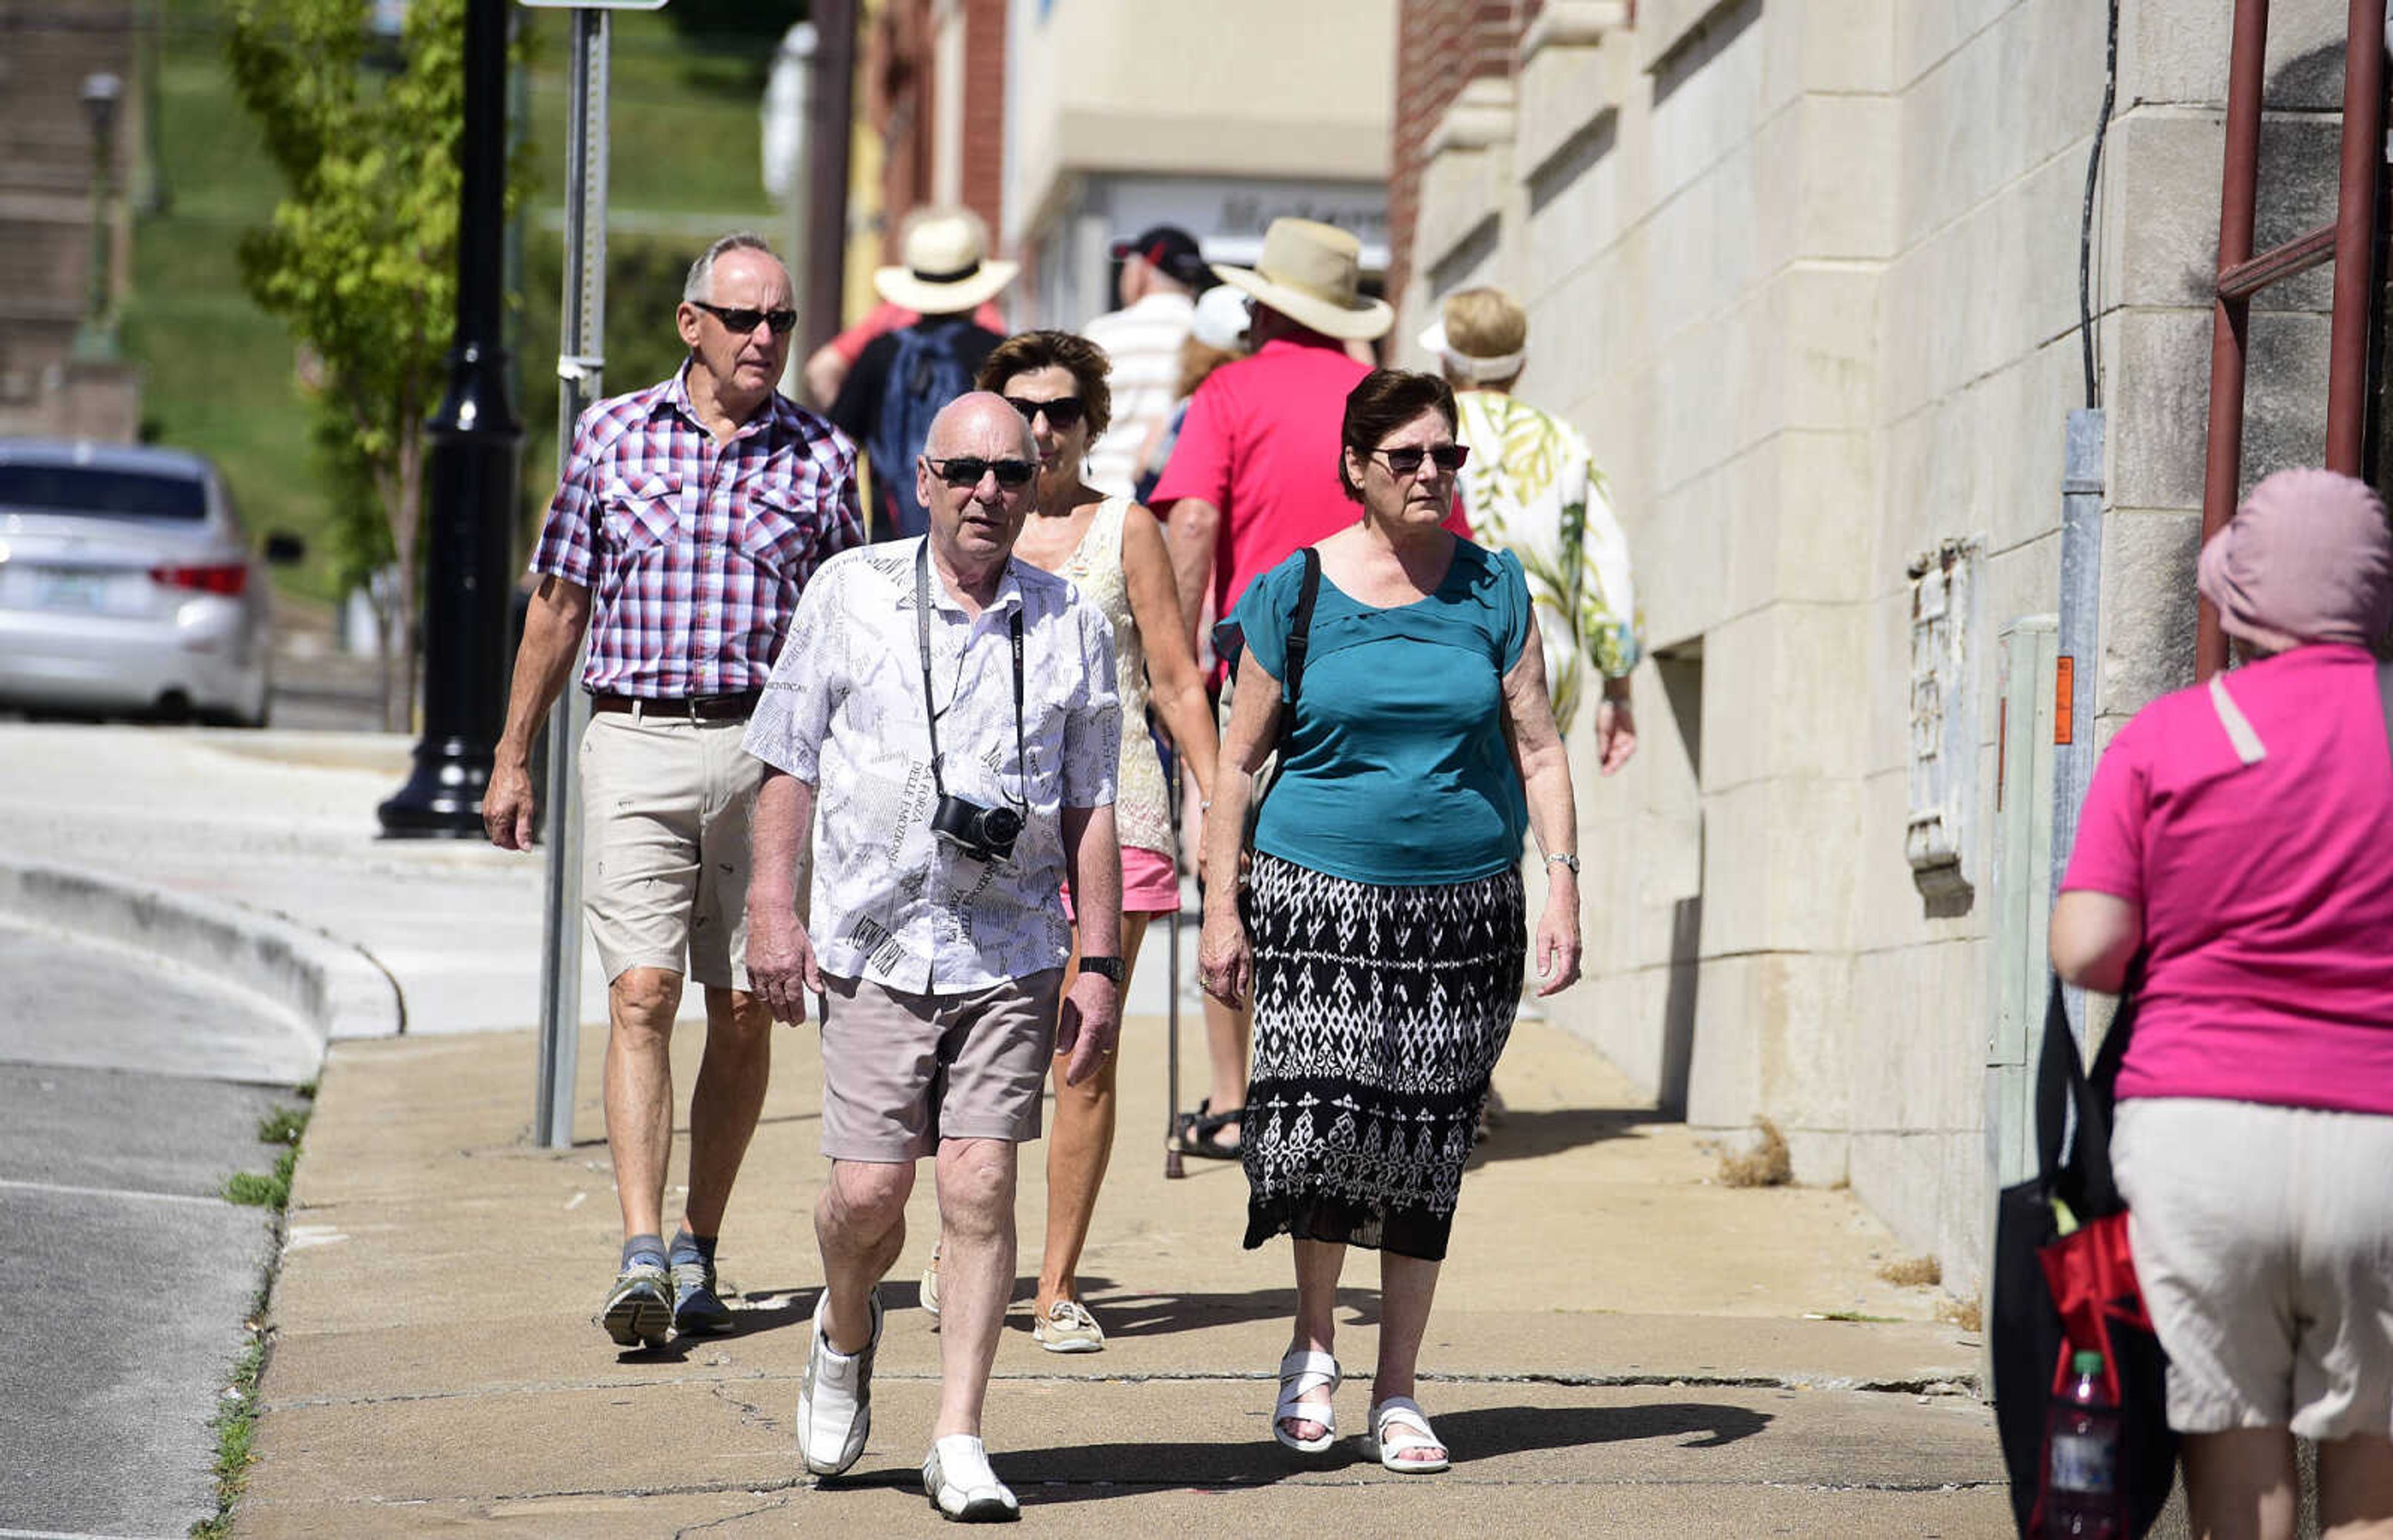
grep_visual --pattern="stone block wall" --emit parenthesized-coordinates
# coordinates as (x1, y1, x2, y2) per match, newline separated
(1393, 0, 2349, 1297)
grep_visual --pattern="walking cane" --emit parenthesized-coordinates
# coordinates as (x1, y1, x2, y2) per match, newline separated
(1165, 753, 1187, 1179)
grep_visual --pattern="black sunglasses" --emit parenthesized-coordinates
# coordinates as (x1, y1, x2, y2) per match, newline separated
(925, 455, 1038, 488)
(690, 300, 798, 336)
(1004, 395, 1086, 431)
(1370, 444, 1471, 477)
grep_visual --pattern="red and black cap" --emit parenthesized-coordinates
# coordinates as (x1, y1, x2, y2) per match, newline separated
(1109, 224, 1208, 287)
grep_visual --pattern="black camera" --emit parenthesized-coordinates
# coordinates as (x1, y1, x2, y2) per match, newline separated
(929, 794, 1023, 864)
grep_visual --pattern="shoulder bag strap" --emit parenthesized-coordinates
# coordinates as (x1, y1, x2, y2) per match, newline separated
(1284, 548, 1322, 708)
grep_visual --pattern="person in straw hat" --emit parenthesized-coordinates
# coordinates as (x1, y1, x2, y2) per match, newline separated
(1149, 217, 1468, 1166)
(830, 207, 1017, 540)
(1422, 285, 1641, 766)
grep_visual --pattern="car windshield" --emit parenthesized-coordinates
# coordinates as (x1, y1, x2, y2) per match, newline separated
(0, 465, 207, 521)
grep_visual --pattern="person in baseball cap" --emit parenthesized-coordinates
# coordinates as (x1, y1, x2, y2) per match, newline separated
(1081, 224, 1213, 498)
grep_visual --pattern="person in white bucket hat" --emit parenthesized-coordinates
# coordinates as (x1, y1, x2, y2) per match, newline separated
(831, 208, 1016, 541)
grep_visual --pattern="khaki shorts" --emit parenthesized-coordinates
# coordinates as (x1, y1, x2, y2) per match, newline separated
(2116, 1096, 2393, 1440)
(580, 710, 788, 990)
(816, 970, 1064, 1161)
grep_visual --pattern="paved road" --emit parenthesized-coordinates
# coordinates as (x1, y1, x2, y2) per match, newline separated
(0, 919, 308, 1540)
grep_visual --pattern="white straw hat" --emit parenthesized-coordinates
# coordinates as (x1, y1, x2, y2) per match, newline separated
(1209, 218, 1392, 341)
(874, 207, 1020, 313)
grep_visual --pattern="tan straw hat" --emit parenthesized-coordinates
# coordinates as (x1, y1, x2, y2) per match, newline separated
(1210, 218, 1392, 341)
(874, 207, 1020, 313)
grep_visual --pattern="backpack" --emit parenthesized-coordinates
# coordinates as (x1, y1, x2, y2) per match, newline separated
(865, 322, 978, 539)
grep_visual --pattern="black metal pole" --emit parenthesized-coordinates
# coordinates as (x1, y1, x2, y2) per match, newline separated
(379, 0, 522, 838)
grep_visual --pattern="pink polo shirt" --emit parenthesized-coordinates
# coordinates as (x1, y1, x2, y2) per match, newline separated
(1150, 336, 1469, 624)
(2061, 644, 2393, 1115)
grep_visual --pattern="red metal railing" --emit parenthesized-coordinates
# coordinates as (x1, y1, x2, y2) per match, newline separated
(2198, 0, 2386, 678)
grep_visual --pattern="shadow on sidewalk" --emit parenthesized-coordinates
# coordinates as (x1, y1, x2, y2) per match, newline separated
(1074, 1281, 1383, 1338)
(1468, 1103, 1675, 1166)
(966, 1399, 1774, 1502)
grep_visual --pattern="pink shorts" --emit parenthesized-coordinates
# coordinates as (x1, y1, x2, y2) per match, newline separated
(1062, 844, 1181, 920)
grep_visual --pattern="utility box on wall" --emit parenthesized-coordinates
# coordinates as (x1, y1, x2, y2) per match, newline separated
(1987, 614, 2059, 1189)
(1906, 539, 1984, 904)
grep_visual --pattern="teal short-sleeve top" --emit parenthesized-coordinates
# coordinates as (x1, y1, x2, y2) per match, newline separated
(1230, 539, 1532, 886)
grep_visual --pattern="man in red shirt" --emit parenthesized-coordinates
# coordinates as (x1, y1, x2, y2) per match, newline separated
(1153, 218, 1464, 649)
(1149, 219, 1463, 1161)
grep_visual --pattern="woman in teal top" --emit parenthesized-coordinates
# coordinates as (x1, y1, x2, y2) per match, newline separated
(1199, 369, 1585, 1476)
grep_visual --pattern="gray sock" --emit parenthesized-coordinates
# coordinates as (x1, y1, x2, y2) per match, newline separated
(620, 1233, 665, 1272)
(668, 1229, 717, 1269)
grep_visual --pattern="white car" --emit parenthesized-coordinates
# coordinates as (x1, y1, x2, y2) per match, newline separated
(0, 439, 296, 726)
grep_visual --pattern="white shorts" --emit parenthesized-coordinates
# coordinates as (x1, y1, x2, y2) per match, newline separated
(2115, 1096, 2393, 1440)
(580, 711, 786, 990)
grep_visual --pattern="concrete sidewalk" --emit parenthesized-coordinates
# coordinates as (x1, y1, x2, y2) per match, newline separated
(238, 1013, 2008, 1536)
(0, 727, 2014, 1534)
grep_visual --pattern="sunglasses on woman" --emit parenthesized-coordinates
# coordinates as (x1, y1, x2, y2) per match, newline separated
(689, 300, 799, 336)
(1005, 395, 1087, 431)
(925, 455, 1039, 488)
(1370, 444, 1472, 477)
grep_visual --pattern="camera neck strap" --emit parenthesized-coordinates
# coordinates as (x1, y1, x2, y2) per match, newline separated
(915, 538, 1026, 806)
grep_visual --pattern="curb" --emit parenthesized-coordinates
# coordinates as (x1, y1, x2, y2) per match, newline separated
(0, 856, 404, 1050)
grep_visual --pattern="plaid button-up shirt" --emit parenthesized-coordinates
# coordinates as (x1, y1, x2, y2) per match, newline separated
(531, 365, 864, 698)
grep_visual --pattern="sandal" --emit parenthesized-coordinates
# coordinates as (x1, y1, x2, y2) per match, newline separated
(1172, 1099, 1244, 1160)
(1272, 1348, 1340, 1453)
(1365, 1396, 1450, 1473)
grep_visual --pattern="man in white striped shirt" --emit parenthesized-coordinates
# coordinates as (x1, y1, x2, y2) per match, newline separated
(1079, 225, 1207, 498)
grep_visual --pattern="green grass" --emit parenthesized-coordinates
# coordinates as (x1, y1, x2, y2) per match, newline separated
(196, 1090, 315, 1538)
(125, 5, 781, 605)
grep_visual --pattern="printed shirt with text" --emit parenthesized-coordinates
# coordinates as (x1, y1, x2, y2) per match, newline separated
(530, 365, 864, 696)
(744, 540, 1122, 993)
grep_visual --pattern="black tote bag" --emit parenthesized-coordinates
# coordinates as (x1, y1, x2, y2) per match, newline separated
(1991, 976, 2177, 1538)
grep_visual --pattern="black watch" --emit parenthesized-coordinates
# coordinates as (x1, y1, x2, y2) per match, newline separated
(1079, 956, 1125, 984)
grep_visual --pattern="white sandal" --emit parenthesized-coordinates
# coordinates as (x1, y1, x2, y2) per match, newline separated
(1272, 1348, 1340, 1453)
(1365, 1395, 1450, 1473)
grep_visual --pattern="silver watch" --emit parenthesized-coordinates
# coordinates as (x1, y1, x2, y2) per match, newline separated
(1544, 852, 1582, 875)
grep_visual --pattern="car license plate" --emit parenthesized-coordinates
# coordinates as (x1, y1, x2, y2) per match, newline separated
(32, 568, 112, 612)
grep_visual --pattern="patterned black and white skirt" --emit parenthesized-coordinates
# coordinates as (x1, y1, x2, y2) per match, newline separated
(1239, 852, 1527, 1262)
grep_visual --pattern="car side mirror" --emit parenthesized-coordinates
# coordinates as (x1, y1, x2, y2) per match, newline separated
(263, 530, 307, 565)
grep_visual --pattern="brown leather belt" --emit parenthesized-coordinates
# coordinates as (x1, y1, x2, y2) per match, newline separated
(590, 689, 760, 721)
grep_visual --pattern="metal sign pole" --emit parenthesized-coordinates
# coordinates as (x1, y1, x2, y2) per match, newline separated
(534, 5, 609, 1148)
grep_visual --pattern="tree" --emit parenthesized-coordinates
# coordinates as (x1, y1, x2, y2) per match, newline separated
(226, 0, 520, 730)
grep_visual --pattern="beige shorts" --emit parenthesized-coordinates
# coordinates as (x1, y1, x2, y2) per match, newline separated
(580, 710, 785, 991)
(2115, 1096, 2393, 1440)
(816, 970, 1064, 1161)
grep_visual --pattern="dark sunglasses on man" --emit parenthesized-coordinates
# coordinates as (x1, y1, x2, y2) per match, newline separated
(925, 455, 1038, 489)
(1370, 444, 1472, 477)
(690, 300, 799, 336)
(1004, 395, 1086, 432)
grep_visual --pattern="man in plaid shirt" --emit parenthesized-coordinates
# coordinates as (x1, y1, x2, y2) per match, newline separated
(485, 232, 864, 1350)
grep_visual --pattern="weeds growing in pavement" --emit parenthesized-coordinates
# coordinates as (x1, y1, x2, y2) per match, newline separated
(194, 1088, 314, 1538)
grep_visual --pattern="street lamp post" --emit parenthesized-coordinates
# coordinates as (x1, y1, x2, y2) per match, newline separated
(378, 0, 522, 837)
(74, 71, 124, 362)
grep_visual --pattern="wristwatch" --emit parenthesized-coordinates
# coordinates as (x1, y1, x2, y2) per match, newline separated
(1079, 955, 1126, 984)
(1544, 852, 1583, 876)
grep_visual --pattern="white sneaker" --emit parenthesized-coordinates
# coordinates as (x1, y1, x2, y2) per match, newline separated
(797, 1290, 882, 1477)
(922, 1433, 1018, 1522)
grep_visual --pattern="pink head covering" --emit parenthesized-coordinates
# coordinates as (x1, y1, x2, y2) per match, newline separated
(2196, 467, 2393, 653)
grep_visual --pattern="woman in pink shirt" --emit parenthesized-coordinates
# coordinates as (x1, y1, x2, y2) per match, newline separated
(2051, 467, 2393, 1540)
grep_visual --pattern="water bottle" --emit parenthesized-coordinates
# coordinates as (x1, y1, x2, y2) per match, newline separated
(2040, 1348, 2125, 1538)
